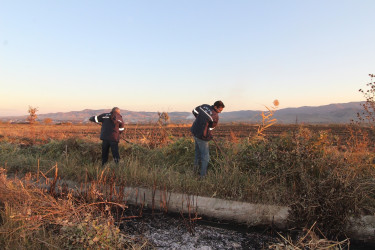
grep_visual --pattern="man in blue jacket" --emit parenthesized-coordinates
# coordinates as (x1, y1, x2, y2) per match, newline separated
(89, 107, 125, 165)
(191, 101, 225, 176)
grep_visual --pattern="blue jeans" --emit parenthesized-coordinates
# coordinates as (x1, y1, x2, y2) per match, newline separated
(194, 137, 210, 176)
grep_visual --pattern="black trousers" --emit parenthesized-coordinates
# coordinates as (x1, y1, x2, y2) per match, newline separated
(102, 140, 120, 165)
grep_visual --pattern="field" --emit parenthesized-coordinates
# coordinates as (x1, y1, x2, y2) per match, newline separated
(0, 122, 374, 248)
(1, 122, 372, 146)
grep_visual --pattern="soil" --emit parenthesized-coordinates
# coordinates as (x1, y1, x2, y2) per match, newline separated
(119, 206, 279, 249)
(117, 206, 373, 249)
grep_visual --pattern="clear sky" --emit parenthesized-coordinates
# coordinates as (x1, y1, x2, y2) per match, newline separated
(1, 0, 374, 116)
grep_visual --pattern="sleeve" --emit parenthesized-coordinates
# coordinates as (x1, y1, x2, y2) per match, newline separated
(192, 105, 200, 118)
(97, 114, 104, 123)
(118, 116, 125, 133)
(112, 113, 125, 133)
(209, 114, 219, 130)
(89, 114, 102, 123)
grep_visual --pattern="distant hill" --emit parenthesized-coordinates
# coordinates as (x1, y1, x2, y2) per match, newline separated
(0, 102, 364, 124)
(218, 102, 364, 124)
(273, 102, 364, 124)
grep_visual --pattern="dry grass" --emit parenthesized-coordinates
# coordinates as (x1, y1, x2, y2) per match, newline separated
(1, 122, 368, 147)
(270, 222, 350, 249)
(0, 168, 147, 249)
(0, 123, 100, 144)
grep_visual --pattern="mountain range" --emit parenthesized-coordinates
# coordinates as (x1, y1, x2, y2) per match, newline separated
(0, 102, 364, 124)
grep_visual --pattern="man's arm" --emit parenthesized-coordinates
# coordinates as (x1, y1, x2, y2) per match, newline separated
(89, 114, 103, 123)
(112, 113, 125, 133)
(118, 115, 125, 134)
(192, 105, 200, 118)
(209, 114, 219, 130)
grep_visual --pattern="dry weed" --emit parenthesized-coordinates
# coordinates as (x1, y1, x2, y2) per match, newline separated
(254, 99, 279, 137)
(269, 222, 350, 249)
(0, 168, 145, 249)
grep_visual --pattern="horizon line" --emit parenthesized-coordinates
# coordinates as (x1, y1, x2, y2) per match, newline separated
(0, 100, 364, 118)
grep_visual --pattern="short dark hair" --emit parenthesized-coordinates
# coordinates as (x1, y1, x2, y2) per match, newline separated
(214, 100, 225, 108)
(111, 107, 119, 113)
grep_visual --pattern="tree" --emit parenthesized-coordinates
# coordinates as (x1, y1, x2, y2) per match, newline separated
(357, 74, 375, 128)
(27, 106, 38, 124)
(43, 118, 53, 124)
(157, 112, 170, 125)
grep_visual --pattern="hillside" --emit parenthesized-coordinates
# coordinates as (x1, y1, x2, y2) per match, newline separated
(0, 102, 364, 124)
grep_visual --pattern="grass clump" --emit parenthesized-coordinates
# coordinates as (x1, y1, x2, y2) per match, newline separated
(0, 168, 146, 249)
(270, 222, 350, 249)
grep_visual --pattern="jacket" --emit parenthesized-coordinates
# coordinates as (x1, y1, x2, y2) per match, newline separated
(89, 112, 124, 142)
(190, 104, 219, 141)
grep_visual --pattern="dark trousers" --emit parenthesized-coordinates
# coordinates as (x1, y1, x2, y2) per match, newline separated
(102, 140, 120, 165)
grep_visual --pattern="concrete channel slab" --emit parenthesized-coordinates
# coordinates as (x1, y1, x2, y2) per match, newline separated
(38, 178, 375, 243)
(123, 187, 289, 228)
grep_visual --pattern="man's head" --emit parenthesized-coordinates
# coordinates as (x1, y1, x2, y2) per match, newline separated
(111, 107, 120, 114)
(213, 100, 225, 113)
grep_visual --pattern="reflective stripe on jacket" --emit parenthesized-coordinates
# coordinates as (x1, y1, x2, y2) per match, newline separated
(190, 104, 219, 141)
(90, 112, 124, 142)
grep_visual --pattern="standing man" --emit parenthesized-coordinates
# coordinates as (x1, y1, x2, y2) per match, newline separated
(191, 101, 225, 177)
(89, 107, 125, 165)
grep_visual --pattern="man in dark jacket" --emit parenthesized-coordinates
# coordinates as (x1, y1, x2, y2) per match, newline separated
(191, 100, 225, 176)
(89, 107, 125, 165)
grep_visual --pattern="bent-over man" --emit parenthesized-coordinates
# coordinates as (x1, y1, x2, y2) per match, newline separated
(89, 107, 124, 165)
(191, 100, 225, 176)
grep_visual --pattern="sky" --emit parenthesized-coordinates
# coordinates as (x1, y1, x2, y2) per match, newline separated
(1, 0, 374, 116)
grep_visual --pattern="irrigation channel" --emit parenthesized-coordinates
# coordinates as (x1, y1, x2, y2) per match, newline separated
(114, 194, 374, 249)
(44, 178, 374, 249)
(120, 206, 375, 249)
(120, 205, 279, 249)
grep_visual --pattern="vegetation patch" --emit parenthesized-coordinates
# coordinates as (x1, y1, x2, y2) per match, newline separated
(0, 169, 148, 249)
(1, 125, 375, 239)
